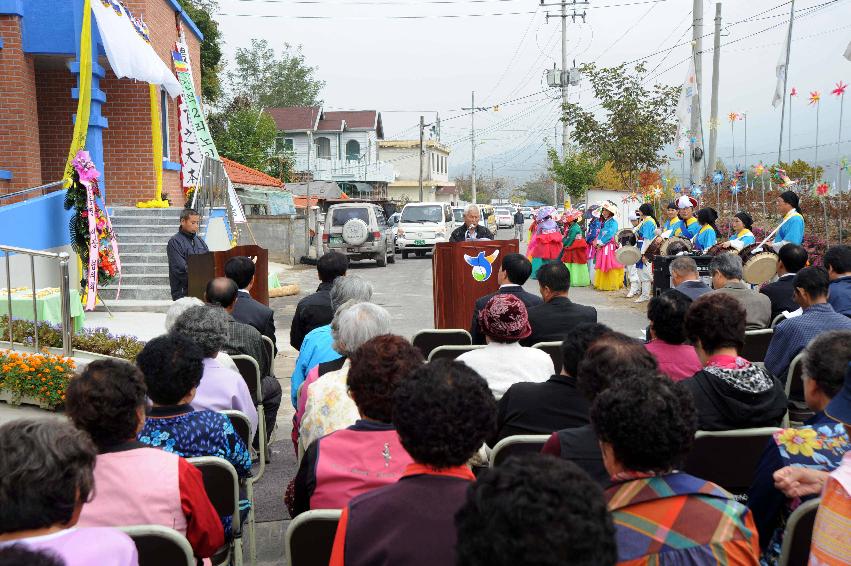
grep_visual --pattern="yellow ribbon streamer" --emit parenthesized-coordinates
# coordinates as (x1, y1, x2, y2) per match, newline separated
(63, 0, 93, 186)
(137, 84, 168, 208)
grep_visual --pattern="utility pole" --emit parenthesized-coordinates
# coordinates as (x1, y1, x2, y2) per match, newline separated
(418, 115, 425, 202)
(690, 0, 704, 185)
(462, 92, 492, 204)
(707, 2, 721, 177)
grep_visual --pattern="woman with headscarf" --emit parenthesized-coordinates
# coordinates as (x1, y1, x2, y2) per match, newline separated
(527, 206, 566, 279)
(693, 208, 719, 252)
(560, 208, 590, 287)
(721, 212, 756, 251)
(773, 190, 805, 250)
(593, 201, 624, 291)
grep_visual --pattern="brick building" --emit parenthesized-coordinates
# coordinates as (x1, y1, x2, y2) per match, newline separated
(0, 0, 202, 206)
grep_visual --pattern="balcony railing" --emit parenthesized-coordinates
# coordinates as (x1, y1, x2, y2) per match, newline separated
(293, 157, 396, 183)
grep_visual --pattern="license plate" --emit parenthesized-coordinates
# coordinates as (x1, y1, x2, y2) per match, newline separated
(414, 239, 426, 245)
(330, 236, 342, 245)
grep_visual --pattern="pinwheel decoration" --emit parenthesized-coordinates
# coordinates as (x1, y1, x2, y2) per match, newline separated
(728, 112, 740, 123)
(835, 82, 848, 189)
(712, 172, 724, 185)
(816, 182, 829, 196)
(832, 81, 848, 97)
(675, 148, 685, 158)
(691, 186, 703, 198)
(753, 162, 766, 177)
(730, 182, 741, 195)
(841, 158, 850, 174)
(674, 184, 682, 194)
(652, 186, 663, 198)
(790, 87, 798, 97)
(809, 91, 821, 105)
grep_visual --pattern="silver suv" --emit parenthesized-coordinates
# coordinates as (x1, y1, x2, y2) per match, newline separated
(322, 203, 395, 266)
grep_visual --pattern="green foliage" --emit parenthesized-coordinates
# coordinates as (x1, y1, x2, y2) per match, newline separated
(547, 149, 602, 201)
(772, 159, 824, 185)
(178, 0, 224, 105)
(564, 63, 680, 190)
(209, 97, 277, 171)
(266, 150, 297, 183)
(594, 161, 622, 190)
(0, 317, 146, 361)
(228, 39, 325, 109)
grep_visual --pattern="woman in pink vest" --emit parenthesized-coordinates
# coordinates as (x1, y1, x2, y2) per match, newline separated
(66, 359, 224, 560)
(291, 335, 423, 515)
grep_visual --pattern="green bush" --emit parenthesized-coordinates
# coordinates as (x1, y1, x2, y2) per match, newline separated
(0, 317, 146, 361)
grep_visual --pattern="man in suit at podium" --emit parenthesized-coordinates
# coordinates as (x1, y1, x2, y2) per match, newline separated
(225, 256, 277, 355)
(449, 205, 494, 242)
(470, 254, 542, 345)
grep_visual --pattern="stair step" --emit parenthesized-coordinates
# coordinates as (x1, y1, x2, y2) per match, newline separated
(118, 234, 175, 243)
(108, 207, 184, 217)
(98, 285, 171, 301)
(92, 300, 174, 313)
(119, 243, 171, 254)
(111, 216, 180, 226)
(109, 224, 178, 231)
(119, 273, 170, 285)
(120, 262, 169, 275)
(118, 253, 169, 264)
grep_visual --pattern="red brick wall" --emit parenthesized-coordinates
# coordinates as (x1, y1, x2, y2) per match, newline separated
(0, 16, 42, 196)
(35, 68, 76, 185)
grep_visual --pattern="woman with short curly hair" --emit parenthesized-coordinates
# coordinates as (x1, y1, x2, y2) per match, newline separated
(644, 290, 702, 381)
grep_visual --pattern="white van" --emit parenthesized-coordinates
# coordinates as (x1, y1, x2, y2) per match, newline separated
(396, 202, 456, 259)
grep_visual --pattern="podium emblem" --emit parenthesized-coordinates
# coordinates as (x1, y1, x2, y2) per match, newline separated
(463, 250, 500, 282)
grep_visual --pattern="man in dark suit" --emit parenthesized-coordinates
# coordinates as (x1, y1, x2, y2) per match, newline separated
(289, 251, 348, 351)
(225, 256, 277, 355)
(470, 253, 542, 345)
(670, 256, 711, 300)
(760, 243, 808, 322)
(522, 261, 597, 346)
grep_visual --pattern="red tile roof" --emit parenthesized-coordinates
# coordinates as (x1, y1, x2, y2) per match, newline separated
(316, 119, 344, 132)
(222, 157, 284, 188)
(264, 106, 321, 131)
(323, 111, 377, 129)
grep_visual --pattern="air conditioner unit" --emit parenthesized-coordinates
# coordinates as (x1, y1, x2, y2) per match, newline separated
(568, 68, 581, 86)
(546, 68, 562, 88)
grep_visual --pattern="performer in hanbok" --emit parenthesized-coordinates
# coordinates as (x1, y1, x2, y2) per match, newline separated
(585, 208, 602, 287)
(626, 212, 642, 298)
(527, 206, 564, 279)
(773, 191, 805, 251)
(673, 195, 700, 239)
(634, 203, 658, 303)
(560, 208, 590, 287)
(594, 201, 624, 291)
(693, 208, 719, 252)
(662, 201, 679, 234)
(721, 212, 756, 251)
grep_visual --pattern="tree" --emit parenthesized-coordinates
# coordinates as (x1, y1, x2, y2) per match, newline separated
(178, 0, 223, 105)
(773, 159, 824, 186)
(209, 97, 277, 171)
(228, 39, 325, 109)
(638, 169, 661, 188)
(454, 174, 497, 204)
(594, 161, 622, 190)
(564, 62, 680, 191)
(548, 149, 601, 201)
(518, 173, 556, 205)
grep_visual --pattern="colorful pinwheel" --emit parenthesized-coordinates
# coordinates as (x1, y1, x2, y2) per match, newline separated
(728, 112, 740, 123)
(691, 186, 703, 198)
(832, 81, 848, 97)
(753, 162, 766, 176)
(712, 172, 724, 185)
(816, 182, 829, 196)
(809, 91, 821, 105)
(790, 87, 798, 97)
(730, 184, 741, 195)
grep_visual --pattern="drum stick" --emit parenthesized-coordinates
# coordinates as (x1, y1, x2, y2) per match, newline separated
(756, 218, 789, 250)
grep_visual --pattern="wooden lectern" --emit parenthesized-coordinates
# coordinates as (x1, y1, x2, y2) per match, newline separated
(433, 240, 519, 330)
(187, 245, 270, 305)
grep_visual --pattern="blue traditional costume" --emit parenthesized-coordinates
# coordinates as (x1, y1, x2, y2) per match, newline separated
(593, 201, 624, 291)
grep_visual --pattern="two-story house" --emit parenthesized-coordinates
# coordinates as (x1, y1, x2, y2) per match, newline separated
(377, 140, 456, 203)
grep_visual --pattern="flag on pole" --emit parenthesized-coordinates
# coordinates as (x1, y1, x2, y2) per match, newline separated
(675, 60, 697, 151)
(772, 17, 793, 108)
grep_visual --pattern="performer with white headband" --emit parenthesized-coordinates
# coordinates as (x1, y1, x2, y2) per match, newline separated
(673, 195, 700, 239)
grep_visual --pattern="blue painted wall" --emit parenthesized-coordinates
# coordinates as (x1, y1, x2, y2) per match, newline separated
(0, 191, 73, 250)
(20, 0, 77, 55)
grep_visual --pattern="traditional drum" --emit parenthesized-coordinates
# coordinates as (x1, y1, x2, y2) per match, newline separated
(706, 243, 738, 257)
(739, 244, 779, 284)
(616, 245, 641, 266)
(616, 229, 637, 247)
(660, 236, 693, 257)
(643, 236, 665, 264)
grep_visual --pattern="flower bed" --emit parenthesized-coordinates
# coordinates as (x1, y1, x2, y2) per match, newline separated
(0, 351, 76, 409)
(0, 316, 146, 361)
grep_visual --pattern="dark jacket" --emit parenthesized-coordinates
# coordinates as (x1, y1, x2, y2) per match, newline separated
(522, 296, 597, 346)
(682, 365, 787, 431)
(513, 211, 524, 225)
(290, 281, 335, 351)
(166, 229, 209, 300)
(542, 424, 609, 487)
(223, 316, 271, 379)
(232, 290, 277, 355)
(470, 285, 542, 345)
(759, 274, 797, 321)
(448, 224, 494, 243)
(828, 275, 851, 317)
(674, 279, 712, 301)
(493, 374, 589, 445)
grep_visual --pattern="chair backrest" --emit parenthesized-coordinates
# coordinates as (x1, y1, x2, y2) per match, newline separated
(785, 351, 806, 401)
(231, 354, 262, 405)
(532, 341, 563, 374)
(119, 525, 194, 566)
(741, 329, 774, 363)
(683, 428, 781, 498)
(412, 329, 472, 359)
(221, 409, 251, 448)
(285, 509, 342, 566)
(427, 344, 485, 363)
(489, 435, 551, 468)
(771, 313, 787, 329)
(778, 497, 821, 566)
(187, 456, 241, 535)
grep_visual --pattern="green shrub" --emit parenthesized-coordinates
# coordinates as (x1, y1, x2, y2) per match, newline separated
(0, 316, 146, 361)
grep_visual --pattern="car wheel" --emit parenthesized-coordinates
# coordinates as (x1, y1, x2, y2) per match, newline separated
(402, 251, 409, 259)
(387, 249, 396, 264)
(376, 251, 387, 267)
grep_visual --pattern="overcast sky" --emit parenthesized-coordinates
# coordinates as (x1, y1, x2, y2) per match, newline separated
(214, 0, 850, 183)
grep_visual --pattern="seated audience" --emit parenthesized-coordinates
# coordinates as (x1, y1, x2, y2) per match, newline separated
(683, 293, 787, 430)
(765, 267, 851, 382)
(206, 277, 281, 442)
(171, 305, 258, 438)
(825, 244, 851, 317)
(291, 251, 348, 351)
(0, 419, 138, 566)
(136, 334, 252, 533)
(670, 256, 711, 301)
(593, 373, 761, 564)
(542, 332, 658, 486)
(644, 290, 702, 381)
(329, 360, 496, 566)
(293, 335, 422, 515)
(493, 322, 610, 444)
(746, 330, 851, 564)
(0, 545, 65, 566)
(708, 253, 772, 330)
(759, 243, 808, 321)
(298, 302, 393, 453)
(166, 296, 238, 372)
(66, 359, 223, 559)
(455, 455, 617, 566)
(457, 293, 554, 398)
(470, 253, 542, 345)
(522, 261, 597, 346)
(225, 256, 277, 353)
(291, 274, 372, 407)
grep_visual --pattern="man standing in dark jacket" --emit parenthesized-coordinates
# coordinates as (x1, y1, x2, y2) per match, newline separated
(167, 209, 209, 300)
(290, 251, 348, 351)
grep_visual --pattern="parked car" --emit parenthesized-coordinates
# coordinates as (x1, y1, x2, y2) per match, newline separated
(494, 207, 514, 229)
(387, 212, 402, 253)
(322, 202, 395, 266)
(397, 202, 456, 259)
(520, 206, 533, 219)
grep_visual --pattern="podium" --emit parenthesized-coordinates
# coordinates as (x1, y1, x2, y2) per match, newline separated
(433, 240, 519, 329)
(187, 245, 270, 305)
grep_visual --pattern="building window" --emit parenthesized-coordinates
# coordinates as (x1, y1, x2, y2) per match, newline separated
(315, 136, 331, 159)
(275, 135, 294, 153)
(346, 140, 360, 161)
(160, 88, 169, 160)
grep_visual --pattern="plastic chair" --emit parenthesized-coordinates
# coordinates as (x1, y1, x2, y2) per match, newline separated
(119, 525, 194, 566)
(427, 344, 485, 363)
(489, 435, 551, 468)
(261, 335, 276, 378)
(778, 498, 821, 566)
(222, 410, 252, 450)
(784, 352, 813, 425)
(187, 456, 243, 566)
(412, 329, 472, 359)
(741, 329, 774, 363)
(771, 313, 787, 329)
(532, 341, 563, 374)
(285, 509, 342, 566)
